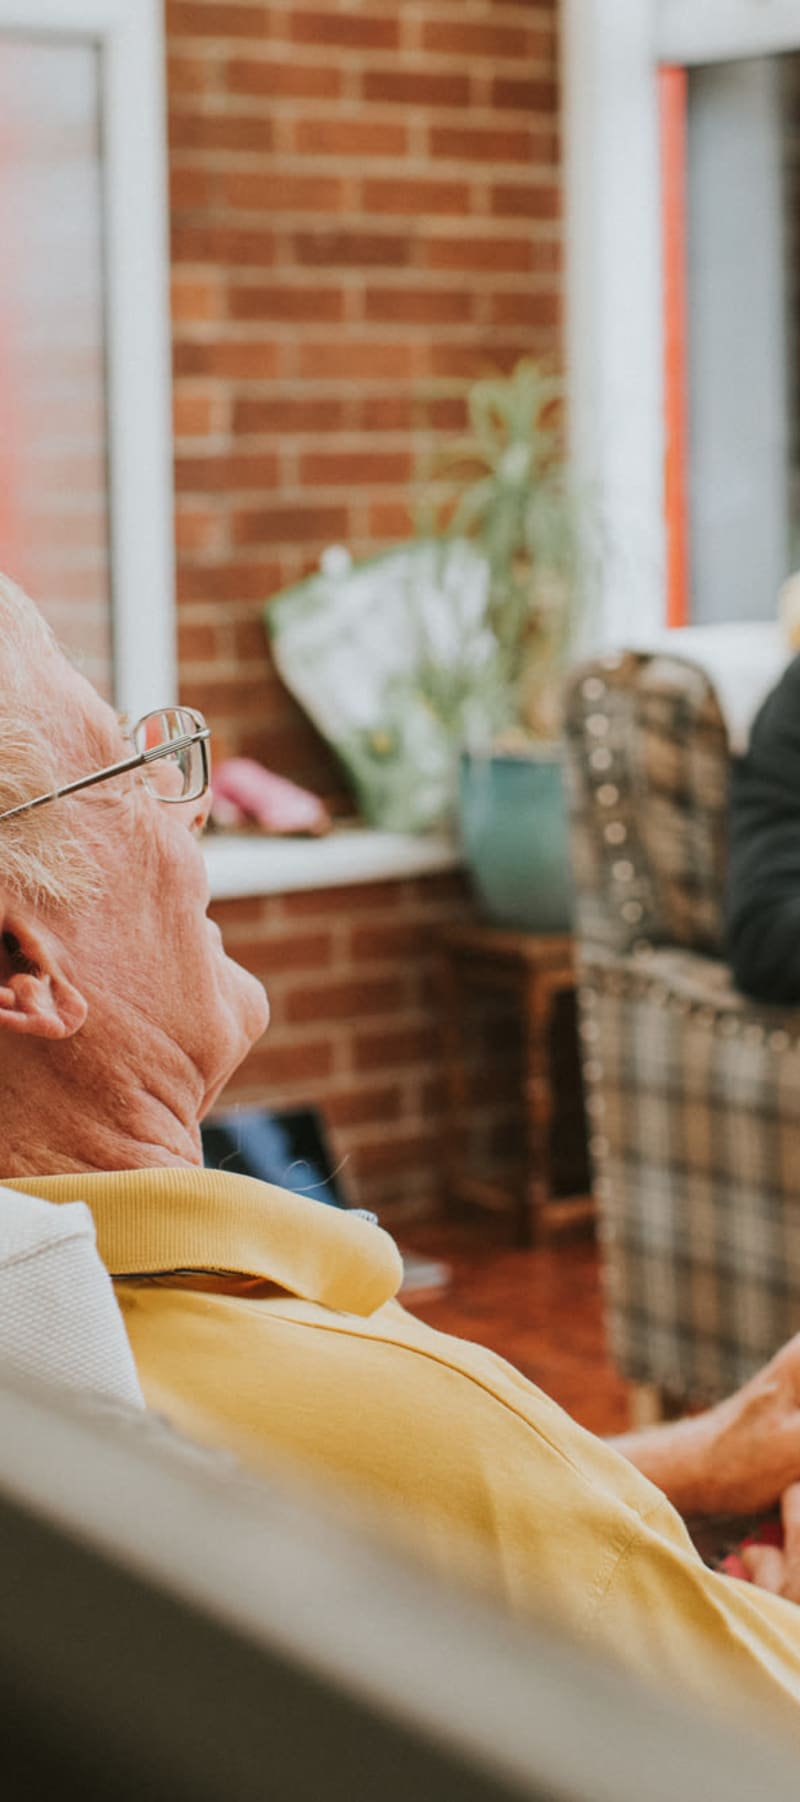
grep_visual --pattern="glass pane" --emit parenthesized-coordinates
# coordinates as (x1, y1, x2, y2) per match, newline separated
(685, 51, 800, 624)
(0, 38, 112, 693)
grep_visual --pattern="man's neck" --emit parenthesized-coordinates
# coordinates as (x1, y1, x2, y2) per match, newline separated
(0, 1037, 205, 1175)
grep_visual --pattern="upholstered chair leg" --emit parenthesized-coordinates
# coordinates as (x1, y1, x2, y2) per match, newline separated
(629, 1383, 666, 1429)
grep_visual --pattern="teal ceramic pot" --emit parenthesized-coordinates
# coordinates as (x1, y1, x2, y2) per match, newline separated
(458, 746, 574, 932)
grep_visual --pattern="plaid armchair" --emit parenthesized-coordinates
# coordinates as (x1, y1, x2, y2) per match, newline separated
(563, 647, 800, 1408)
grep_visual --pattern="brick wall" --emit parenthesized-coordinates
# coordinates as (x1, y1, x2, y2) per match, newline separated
(209, 869, 476, 1222)
(167, 0, 562, 792)
(169, 0, 566, 1223)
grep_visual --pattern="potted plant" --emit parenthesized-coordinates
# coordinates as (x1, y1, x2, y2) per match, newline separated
(264, 360, 590, 917)
(415, 359, 589, 931)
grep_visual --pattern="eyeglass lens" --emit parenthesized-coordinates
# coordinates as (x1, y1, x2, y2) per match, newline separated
(133, 709, 206, 802)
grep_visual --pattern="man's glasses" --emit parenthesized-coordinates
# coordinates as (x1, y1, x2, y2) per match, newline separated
(0, 707, 211, 822)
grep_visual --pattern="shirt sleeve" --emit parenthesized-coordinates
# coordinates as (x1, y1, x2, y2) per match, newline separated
(0, 1185, 144, 1409)
(599, 1502, 800, 1744)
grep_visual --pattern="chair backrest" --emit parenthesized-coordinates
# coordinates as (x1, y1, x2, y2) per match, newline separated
(563, 651, 730, 957)
(1, 1367, 799, 1802)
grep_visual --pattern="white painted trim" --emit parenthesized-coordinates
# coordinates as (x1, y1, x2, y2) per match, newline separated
(0, 0, 175, 714)
(657, 0, 800, 66)
(686, 58, 791, 621)
(203, 831, 462, 902)
(102, 2, 176, 714)
(563, 0, 666, 646)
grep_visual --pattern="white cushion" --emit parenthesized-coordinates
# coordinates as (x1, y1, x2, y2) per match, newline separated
(0, 1186, 144, 1408)
(624, 621, 789, 753)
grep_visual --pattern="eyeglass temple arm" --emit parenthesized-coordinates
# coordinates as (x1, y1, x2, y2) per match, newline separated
(0, 726, 210, 822)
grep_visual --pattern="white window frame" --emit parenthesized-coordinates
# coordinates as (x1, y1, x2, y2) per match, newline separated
(0, 0, 175, 714)
(563, 0, 800, 645)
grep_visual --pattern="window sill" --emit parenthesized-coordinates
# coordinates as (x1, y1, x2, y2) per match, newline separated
(203, 827, 463, 901)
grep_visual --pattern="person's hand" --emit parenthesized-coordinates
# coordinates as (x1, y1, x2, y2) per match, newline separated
(741, 1485, 800, 1603)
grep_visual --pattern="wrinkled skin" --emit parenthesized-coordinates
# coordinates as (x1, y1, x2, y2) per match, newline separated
(0, 648, 268, 1173)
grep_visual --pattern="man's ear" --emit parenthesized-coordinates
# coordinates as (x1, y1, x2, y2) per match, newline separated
(0, 910, 88, 1041)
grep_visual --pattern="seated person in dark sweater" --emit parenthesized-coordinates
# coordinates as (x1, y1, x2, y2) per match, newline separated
(727, 652, 800, 1002)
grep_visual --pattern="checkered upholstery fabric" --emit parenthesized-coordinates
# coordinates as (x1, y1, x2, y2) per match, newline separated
(564, 652, 800, 1401)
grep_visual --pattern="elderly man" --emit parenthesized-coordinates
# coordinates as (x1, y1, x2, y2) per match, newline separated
(5, 575, 800, 1735)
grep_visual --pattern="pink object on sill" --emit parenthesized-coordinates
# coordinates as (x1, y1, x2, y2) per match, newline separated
(210, 758, 331, 837)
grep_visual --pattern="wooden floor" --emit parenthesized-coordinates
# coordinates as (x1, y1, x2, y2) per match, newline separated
(401, 1214, 632, 1439)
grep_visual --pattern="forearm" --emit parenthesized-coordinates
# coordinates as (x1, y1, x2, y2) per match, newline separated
(613, 1333, 800, 1527)
(607, 1414, 720, 1517)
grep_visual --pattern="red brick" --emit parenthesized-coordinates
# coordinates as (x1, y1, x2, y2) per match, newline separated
(299, 449, 411, 487)
(286, 977, 406, 1025)
(361, 69, 471, 108)
(239, 1040, 335, 1085)
(173, 392, 215, 436)
(430, 125, 536, 164)
(170, 165, 215, 211)
(167, 54, 216, 96)
(426, 343, 492, 380)
(351, 1132, 439, 1177)
(292, 229, 411, 269)
(222, 171, 345, 213)
(232, 615, 274, 660)
(177, 619, 219, 662)
(422, 19, 532, 57)
(228, 284, 345, 323)
(232, 504, 350, 546)
(353, 1026, 434, 1072)
(491, 77, 560, 112)
(422, 233, 534, 273)
(233, 394, 347, 435)
(175, 452, 280, 491)
(227, 930, 334, 973)
(293, 118, 408, 158)
(166, 2, 270, 38)
(297, 340, 414, 380)
(172, 224, 277, 267)
(362, 177, 471, 217)
(416, 1075, 448, 1118)
(363, 286, 473, 325)
(169, 113, 275, 154)
(367, 500, 414, 539)
(172, 340, 279, 379)
(208, 895, 267, 928)
(426, 394, 469, 431)
(174, 505, 223, 556)
(177, 562, 283, 603)
(323, 1085, 404, 1128)
(285, 11, 399, 50)
(354, 393, 415, 432)
(491, 182, 561, 220)
(489, 291, 561, 328)
(171, 274, 223, 323)
(190, 673, 278, 719)
(350, 922, 427, 960)
(226, 57, 342, 100)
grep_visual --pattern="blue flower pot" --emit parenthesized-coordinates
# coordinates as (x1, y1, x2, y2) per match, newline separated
(458, 747, 574, 932)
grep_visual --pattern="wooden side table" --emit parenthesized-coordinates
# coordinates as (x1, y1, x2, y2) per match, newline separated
(436, 923, 593, 1247)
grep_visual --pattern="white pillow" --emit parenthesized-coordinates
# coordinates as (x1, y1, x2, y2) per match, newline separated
(624, 621, 788, 753)
(0, 1185, 144, 1408)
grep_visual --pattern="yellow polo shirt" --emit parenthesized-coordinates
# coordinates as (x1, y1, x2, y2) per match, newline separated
(12, 1167, 800, 1739)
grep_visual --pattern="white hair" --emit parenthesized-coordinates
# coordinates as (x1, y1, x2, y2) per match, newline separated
(0, 573, 100, 910)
